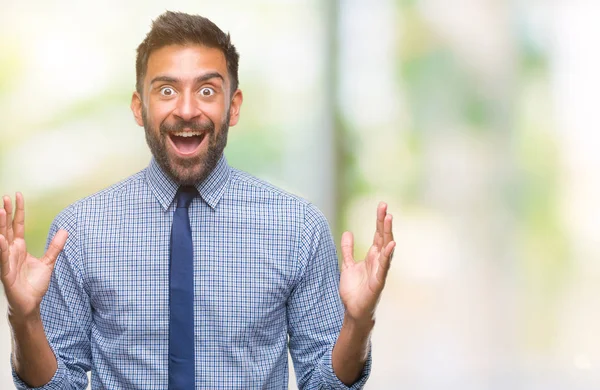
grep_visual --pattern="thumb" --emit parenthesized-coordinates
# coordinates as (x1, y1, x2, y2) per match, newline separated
(40, 229, 68, 268)
(340, 231, 354, 269)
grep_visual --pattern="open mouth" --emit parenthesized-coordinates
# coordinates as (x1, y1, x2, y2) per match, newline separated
(168, 131, 207, 155)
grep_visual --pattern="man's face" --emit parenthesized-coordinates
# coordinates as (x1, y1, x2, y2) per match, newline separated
(131, 44, 242, 185)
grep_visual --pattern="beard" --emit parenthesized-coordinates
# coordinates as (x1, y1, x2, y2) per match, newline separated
(142, 108, 230, 186)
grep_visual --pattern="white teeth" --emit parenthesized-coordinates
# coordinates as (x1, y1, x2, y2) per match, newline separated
(172, 131, 202, 137)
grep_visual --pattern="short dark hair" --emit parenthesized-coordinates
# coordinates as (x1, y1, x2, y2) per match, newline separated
(135, 11, 240, 96)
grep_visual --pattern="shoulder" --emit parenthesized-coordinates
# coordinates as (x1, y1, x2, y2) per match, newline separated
(76, 170, 146, 207)
(53, 170, 147, 226)
(227, 167, 330, 231)
(228, 168, 310, 207)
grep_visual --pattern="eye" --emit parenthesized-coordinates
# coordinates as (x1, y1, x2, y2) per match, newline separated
(159, 86, 176, 96)
(199, 87, 215, 97)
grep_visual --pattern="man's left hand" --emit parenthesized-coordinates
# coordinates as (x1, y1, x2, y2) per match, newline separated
(339, 202, 396, 325)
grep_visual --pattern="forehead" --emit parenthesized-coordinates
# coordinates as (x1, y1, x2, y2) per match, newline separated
(145, 44, 228, 83)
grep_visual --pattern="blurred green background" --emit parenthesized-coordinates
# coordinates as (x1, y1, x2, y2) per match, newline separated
(2, 0, 600, 388)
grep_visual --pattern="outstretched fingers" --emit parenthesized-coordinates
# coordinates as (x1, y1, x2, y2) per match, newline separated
(40, 230, 68, 268)
(0, 208, 6, 242)
(2, 196, 13, 243)
(383, 213, 394, 248)
(372, 202, 387, 248)
(13, 193, 25, 240)
(375, 240, 396, 284)
(0, 234, 9, 279)
(340, 231, 355, 269)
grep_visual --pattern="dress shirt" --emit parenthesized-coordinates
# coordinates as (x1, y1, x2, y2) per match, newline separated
(12, 155, 371, 389)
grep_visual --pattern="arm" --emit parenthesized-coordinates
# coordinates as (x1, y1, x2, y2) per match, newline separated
(288, 205, 372, 389)
(10, 312, 58, 386)
(331, 316, 373, 385)
(333, 202, 395, 384)
(0, 193, 64, 386)
(1, 193, 91, 389)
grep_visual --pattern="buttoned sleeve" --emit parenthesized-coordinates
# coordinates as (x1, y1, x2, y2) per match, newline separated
(287, 204, 371, 389)
(12, 206, 91, 389)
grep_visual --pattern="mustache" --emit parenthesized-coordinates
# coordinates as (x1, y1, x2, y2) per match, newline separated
(160, 119, 214, 135)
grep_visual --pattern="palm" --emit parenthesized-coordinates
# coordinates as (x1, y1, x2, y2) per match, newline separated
(0, 193, 67, 319)
(3, 241, 54, 311)
(339, 203, 395, 321)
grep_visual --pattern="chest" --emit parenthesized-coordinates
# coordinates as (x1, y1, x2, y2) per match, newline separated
(82, 204, 299, 339)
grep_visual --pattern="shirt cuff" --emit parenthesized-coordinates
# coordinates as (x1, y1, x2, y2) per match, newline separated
(11, 353, 68, 390)
(319, 341, 372, 389)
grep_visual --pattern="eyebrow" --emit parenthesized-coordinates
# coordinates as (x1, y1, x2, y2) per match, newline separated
(150, 72, 225, 86)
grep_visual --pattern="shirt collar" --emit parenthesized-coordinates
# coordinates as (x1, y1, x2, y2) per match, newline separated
(145, 154, 231, 211)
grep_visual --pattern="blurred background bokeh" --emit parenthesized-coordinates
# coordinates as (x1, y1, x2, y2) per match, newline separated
(1, 0, 600, 388)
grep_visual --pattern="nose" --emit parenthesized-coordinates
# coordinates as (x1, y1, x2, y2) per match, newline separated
(172, 91, 201, 122)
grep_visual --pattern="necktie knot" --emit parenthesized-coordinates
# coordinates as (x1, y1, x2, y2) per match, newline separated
(176, 186, 198, 209)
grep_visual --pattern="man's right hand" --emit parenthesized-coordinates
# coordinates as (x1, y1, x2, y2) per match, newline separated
(0, 193, 68, 322)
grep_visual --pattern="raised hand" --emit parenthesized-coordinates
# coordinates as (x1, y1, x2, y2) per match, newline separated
(339, 202, 395, 323)
(0, 193, 68, 320)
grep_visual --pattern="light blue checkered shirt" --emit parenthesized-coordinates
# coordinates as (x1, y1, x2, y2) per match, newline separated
(12, 155, 371, 389)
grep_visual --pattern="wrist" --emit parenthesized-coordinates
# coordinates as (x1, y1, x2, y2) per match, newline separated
(343, 313, 375, 333)
(8, 310, 42, 329)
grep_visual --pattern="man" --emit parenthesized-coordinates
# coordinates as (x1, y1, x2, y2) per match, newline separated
(0, 11, 395, 389)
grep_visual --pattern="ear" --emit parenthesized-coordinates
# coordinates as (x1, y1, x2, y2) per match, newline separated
(131, 91, 144, 127)
(228, 89, 243, 127)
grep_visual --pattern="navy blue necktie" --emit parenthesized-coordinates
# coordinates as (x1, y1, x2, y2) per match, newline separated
(169, 186, 197, 389)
